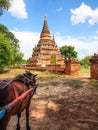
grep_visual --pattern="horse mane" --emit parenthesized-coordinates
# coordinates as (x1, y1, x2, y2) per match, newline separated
(15, 74, 31, 86)
(0, 71, 34, 89)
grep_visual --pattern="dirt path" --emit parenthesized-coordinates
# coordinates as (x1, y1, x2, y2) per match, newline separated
(7, 76, 98, 130)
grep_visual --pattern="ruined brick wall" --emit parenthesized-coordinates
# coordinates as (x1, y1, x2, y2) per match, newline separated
(46, 64, 65, 73)
(21, 59, 80, 75)
(90, 53, 98, 79)
(65, 59, 80, 75)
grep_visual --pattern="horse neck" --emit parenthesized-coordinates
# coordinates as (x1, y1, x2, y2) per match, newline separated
(10, 80, 29, 97)
(0, 87, 8, 106)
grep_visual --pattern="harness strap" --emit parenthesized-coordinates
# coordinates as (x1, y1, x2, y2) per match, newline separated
(2, 78, 16, 89)
(22, 74, 33, 82)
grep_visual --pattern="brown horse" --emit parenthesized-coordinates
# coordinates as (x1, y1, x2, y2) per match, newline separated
(0, 71, 37, 130)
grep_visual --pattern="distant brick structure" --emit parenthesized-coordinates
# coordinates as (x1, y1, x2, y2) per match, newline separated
(25, 16, 80, 75)
(65, 59, 80, 75)
(90, 53, 98, 79)
(29, 16, 65, 69)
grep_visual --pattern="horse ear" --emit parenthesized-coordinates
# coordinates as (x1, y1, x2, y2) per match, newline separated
(34, 74, 37, 77)
(25, 70, 30, 74)
(25, 70, 33, 76)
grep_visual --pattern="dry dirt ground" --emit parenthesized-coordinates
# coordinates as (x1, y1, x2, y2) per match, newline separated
(7, 76, 98, 130)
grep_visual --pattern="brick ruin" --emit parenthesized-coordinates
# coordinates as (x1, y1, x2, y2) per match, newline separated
(90, 53, 98, 79)
(65, 59, 80, 75)
(26, 16, 79, 75)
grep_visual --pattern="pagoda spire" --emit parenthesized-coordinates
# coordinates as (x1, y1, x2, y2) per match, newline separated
(40, 16, 51, 40)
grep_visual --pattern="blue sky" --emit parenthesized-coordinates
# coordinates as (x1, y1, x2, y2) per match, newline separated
(0, 0, 98, 60)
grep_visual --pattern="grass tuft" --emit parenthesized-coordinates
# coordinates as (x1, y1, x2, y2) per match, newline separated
(89, 80, 98, 90)
(63, 79, 83, 89)
(48, 81, 60, 86)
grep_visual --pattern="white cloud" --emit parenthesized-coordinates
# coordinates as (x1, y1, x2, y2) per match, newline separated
(57, 8, 63, 12)
(8, 0, 28, 19)
(70, 2, 98, 25)
(96, 30, 98, 34)
(12, 30, 40, 59)
(55, 33, 98, 59)
(12, 30, 98, 60)
(88, 8, 98, 25)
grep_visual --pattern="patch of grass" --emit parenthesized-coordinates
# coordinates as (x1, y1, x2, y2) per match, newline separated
(63, 79, 83, 89)
(0, 69, 59, 80)
(48, 81, 60, 86)
(30, 70, 60, 78)
(89, 80, 98, 90)
(38, 82, 49, 87)
(0, 69, 25, 79)
(38, 72, 57, 78)
(78, 66, 90, 77)
(39, 81, 60, 87)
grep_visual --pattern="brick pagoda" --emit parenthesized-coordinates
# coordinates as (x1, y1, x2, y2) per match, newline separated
(29, 16, 65, 72)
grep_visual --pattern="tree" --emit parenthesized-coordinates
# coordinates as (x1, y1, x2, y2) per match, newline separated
(0, 24, 19, 48)
(60, 45, 77, 60)
(80, 55, 92, 68)
(0, 24, 24, 71)
(0, 0, 12, 15)
(0, 24, 23, 65)
(0, 34, 14, 71)
(14, 49, 24, 65)
(21, 59, 29, 65)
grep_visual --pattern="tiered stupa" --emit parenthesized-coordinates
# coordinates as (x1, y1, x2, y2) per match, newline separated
(29, 16, 65, 70)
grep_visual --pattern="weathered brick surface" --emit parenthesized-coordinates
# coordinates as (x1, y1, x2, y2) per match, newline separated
(29, 16, 65, 68)
(25, 17, 80, 75)
(65, 59, 80, 75)
(90, 53, 98, 79)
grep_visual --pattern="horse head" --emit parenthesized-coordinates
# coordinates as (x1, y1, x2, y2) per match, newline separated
(23, 71, 37, 93)
(25, 71, 37, 83)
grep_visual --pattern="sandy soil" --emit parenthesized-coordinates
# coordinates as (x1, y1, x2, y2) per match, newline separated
(7, 76, 98, 130)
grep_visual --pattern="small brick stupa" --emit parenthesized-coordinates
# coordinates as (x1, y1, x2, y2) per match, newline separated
(29, 16, 65, 72)
(90, 53, 98, 79)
